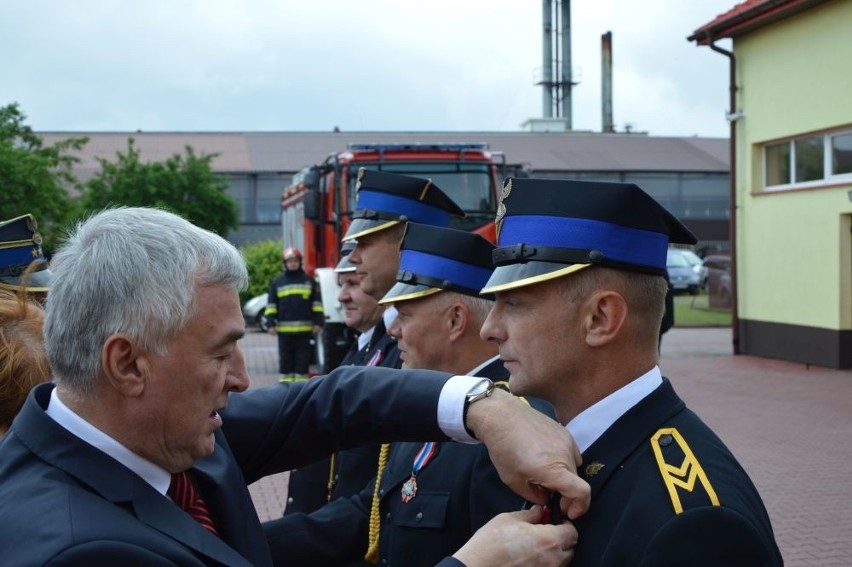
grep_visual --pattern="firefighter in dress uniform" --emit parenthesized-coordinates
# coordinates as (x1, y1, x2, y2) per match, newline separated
(282, 169, 465, 517)
(283, 245, 396, 515)
(476, 177, 782, 565)
(263, 223, 555, 567)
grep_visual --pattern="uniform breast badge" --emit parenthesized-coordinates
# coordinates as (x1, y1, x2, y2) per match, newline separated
(401, 441, 438, 503)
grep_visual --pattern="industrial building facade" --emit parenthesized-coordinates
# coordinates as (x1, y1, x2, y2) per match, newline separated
(40, 130, 730, 251)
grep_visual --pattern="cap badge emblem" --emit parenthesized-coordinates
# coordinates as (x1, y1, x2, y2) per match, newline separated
(495, 179, 513, 239)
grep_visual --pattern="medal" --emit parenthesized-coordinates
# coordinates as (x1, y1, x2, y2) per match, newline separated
(401, 475, 418, 503)
(401, 442, 438, 503)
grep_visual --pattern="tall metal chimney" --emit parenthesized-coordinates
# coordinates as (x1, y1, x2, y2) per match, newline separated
(560, 0, 572, 128)
(542, 0, 553, 118)
(539, 0, 575, 127)
(601, 31, 614, 133)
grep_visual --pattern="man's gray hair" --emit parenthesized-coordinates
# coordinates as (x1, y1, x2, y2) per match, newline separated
(44, 207, 248, 393)
(431, 291, 494, 328)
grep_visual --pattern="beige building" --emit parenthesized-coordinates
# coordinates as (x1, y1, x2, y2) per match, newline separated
(691, 0, 852, 368)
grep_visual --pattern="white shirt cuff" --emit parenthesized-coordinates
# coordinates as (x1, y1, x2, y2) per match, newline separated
(437, 375, 482, 444)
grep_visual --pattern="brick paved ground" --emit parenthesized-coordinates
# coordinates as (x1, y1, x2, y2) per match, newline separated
(243, 326, 852, 565)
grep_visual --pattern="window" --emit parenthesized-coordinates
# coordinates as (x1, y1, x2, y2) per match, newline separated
(794, 136, 822, 183)
(832, 132, 852, 175)
(764, 129, 852, 189)
(765, 142, 790, 186)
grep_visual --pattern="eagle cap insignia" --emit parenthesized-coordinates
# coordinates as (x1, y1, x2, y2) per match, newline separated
(584, 461, 605, 477)
(355, 167, 366, 192)
(495, 179, 513, 239)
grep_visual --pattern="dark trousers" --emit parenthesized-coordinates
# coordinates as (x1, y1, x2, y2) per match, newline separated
(277, 332, 313, 376)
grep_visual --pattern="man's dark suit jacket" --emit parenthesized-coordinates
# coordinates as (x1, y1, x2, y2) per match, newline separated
(569, 378, 782, 565)
(0, 365, 457, 566)
(264, 359, 555, 567)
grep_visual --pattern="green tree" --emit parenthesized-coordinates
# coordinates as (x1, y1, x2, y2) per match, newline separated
(239, 238, 283, 303)
(82, 138, 240, 237)
(0, 103, 87, 250)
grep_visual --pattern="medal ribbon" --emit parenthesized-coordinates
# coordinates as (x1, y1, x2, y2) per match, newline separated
(411, 441, 438, 476)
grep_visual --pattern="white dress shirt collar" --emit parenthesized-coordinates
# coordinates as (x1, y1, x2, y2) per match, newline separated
(45, 388, 172, 495)
(357, 326, 376, 350)
(566, 366, 663, 453)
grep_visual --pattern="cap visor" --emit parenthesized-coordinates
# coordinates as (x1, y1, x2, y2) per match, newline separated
(334, 256, 356, 272)
(480, 262, 590, 294)
(0, 267, 52, 292)
(378, 282, 442, 305)
(342, 219, 402, 242)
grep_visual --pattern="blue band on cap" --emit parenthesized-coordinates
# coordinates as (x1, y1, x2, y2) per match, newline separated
(0, 245, 44, 269)
(499, 215, 668, 270)
(399, 249, 493, 291)
(356, 191, 450, 226)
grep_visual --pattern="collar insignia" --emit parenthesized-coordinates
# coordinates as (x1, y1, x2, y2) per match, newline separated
(584, 461, 605, 477)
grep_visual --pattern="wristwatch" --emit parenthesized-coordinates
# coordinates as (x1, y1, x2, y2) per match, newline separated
(462, 378, 495, 438)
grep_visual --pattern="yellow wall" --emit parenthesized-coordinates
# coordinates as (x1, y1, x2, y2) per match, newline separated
(733, 0, 852, 330)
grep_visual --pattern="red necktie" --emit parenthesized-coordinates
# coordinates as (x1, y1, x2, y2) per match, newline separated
(168, 471, 219, 536)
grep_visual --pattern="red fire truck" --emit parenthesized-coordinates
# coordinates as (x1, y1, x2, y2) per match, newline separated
(280, 142, 511, 371)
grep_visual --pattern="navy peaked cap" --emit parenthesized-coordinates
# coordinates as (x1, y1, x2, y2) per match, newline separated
(342, 168, 465, 242)
(0, 214, 53, 292)
(380, 223, 494, 304)
(481, 178, 697, 294)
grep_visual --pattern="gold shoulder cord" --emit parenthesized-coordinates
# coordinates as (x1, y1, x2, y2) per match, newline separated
(650, 427, 720, 514)
(364, 442, 391, 564)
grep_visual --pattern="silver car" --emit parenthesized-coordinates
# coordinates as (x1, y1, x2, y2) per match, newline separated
(666, 249, 701, 295)
(242, 293, 270, 332)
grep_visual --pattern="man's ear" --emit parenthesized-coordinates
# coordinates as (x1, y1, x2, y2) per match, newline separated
(102, 334, 147, 397)
(446, 302, 467, 341)
(584, 290, 628, 347)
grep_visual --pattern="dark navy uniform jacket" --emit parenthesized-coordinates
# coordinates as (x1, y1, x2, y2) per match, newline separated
(569, 378, 782, 566)
(265, 359, 557, 567)
(0, 366, 460, 567)
(285, 319, 401, 515)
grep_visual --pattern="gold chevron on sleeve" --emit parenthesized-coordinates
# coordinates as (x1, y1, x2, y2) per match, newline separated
(651, 427, 720, 514)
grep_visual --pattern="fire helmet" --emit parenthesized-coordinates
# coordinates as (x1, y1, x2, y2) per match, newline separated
(282, 247, 303, 262)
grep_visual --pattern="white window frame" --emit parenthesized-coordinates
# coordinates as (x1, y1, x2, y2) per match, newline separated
(763, 128, 852, 191)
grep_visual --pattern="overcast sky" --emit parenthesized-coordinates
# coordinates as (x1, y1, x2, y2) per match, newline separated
(3, 0, 736, 137)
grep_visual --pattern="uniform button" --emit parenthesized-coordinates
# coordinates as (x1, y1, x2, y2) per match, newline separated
(334, 474, 339, 481)
(415, 512, 423, 522)
(385, 512, 391, 521)
(658, 434, 673, 447)
(381, 560, 388, 565)
(287, 497, 293, 504)
(379, 489, 384, 496)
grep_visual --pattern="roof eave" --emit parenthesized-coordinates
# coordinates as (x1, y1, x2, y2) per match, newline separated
(688, 0, 829, 45)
